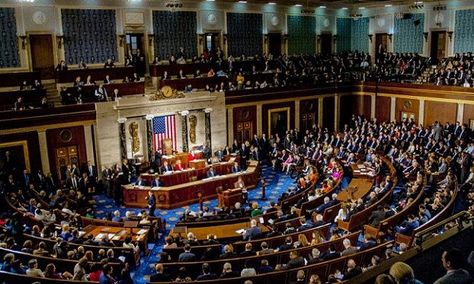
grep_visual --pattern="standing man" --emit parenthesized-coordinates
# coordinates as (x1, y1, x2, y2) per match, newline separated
(434, 249, 472, 284)
(147, 191, 156, 217)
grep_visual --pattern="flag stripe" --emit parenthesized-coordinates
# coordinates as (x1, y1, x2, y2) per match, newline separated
(152, 115, 177, 152)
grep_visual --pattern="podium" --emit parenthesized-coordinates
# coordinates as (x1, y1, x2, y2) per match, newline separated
(189, 159, 206, 170)
(222, 188, 243, 208)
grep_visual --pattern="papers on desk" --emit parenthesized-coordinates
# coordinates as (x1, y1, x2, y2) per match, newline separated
(112, 235, 121, 241)
(259, 217, 265, 224)
(235, 229, 245, 235)
(137, 229, 147, 235)
(357, 164, 365, 169)
(78, 231, 86, 238)
(95, 233, 105, 240)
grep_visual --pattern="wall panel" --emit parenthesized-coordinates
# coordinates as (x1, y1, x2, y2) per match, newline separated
(375, 96, 391, 123)
(424, 101, 456, 127)
(0, 131, 41, 174)
(394, 13, 424, 53)
(232, 106, 257, 144)
(287, 15, 316, 55)
(395, 98, 419, 122)
(323, 97, 335, 131)
(0, 8, 20, 68)
(227, 13, 263, 56)
(262, 102, 295, 137)
(463, 104, 474, 125)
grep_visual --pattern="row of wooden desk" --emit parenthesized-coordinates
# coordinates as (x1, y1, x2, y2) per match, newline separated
(56, 66, 137, 83)
(63, 81, 145, 102)
(123, 161, 260, 209)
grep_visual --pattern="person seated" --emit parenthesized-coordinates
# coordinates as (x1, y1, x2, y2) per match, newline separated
(174, 160, 185, 171)
(112, 89, 120, 100)
(220, 262, 239, 278)
(160, 161, 173, 174)
(55, 60, 68, 71)
(150, 263, 171, 282)
(178, 244, 196, 262)
(26, 259, 44, 277)
(207, 68, 215, 77)
(84, 75, 95, 86)
(196, 262, 218, 280)
(258, 259, 274, 273)
(188, 150, 198, 162)
(135, 176, 145, 186)
(132, 72, 141, 82)
(343, 259, 363, 280)
(178, 69, 186, 79)
(243, 219, 261, 240)
(73, 76, 83, 87)
(13, 96, 25, 111)
(32, 79, 43, 90)
(151, 175, 162, 187)
(104, 58, 115, 68)
(286, 251, 306, 269)
(104, 75, 112, 84)
(94, 84, 108, 102)
(111, 210, 122, 222)
(78, 61, 87, 69)
(207, 166, 217, 178)
(123, 76, 131, 83)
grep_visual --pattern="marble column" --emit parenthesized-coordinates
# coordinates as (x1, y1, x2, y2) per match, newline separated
(204, 108, 213, 153)
(180, 110, 189, 152)
(118, 118, 127, 159)
(37, 130, 50, 174)
(146, 115, 154, 162)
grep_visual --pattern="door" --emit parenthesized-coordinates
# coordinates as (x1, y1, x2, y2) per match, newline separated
(204, 33, 221, 55)
(268, 33, 282, 57)
(235, 121, 253, 144)
(375, 33, 388, 61)
(125, 33, 146, 75)
(320, 33, 332, 55)
(55, 146, 78, 181)
(29, 34, 54, 79)
(430, 31, 447, 64)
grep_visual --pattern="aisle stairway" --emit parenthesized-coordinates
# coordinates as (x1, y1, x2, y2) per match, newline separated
(44, 82, 60, 106)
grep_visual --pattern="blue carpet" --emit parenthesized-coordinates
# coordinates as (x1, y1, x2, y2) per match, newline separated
(93, 164, 298, 283)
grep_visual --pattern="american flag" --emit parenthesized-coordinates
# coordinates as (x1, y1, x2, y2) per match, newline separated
(152, 115, 177, 151)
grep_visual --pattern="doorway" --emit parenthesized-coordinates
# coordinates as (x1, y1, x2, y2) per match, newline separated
(320, 33, 332, 55)
(430, 31, 447, 64)
(29, 34, 54, 79)
(235, 121, 253, 144)
(55, 146, 79, 181)
(268, 33, 282, 57)
(203, 32, 221, 55)
(375, 33, 388, 62)
(125, 33, 146, 75)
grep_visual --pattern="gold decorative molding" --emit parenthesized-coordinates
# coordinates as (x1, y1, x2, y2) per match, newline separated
(149, 86, 185, 100)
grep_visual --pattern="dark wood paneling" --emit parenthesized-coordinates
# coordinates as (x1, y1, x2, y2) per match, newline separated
(323, 97, 335, 131)
(29, 34, 55, 79)
(376, 96, 391, 123)
(464, 104, 474, 125)
(0, 131, 41, 174)
(46, 126, 86, 181)
(0, 72, 41, 88)
(300, 99, 318, 133)
(424, 101, 456, 127)
(340, 95, 371, 128)
(262, 102, 295, 137)
(395, 98, 419, 122)
(232, 106, 257, 143)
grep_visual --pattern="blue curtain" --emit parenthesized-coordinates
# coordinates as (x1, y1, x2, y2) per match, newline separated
(153, 11, 197, 60)
(336, 18, 351, 52)
(62, 9, 118, 64)
(454, 9, 474, 53)
(394, 13, 424, 53)
(0, 8, 20, 68)
(227, 13, 263, 56)
(351, 17, 369, 53)
(287, 15, 316, 55)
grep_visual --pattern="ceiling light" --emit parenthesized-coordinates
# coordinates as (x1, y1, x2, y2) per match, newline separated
(385, 4, 392, 7)
(295, 4, 302, 7)
(206, 0, 215, 2)
(341, 7, 348, 10)
(414, 1, 423, 4)
(358, 7, 366, 10)
(319, 5, 326, 8)
(238, 0, 247, 3)
(268, 2, 276, 4)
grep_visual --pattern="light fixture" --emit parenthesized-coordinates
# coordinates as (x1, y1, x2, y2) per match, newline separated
(295, 4, 303, 7)
(206, 0, 215, 1)
(238, 0, 247, 3)
(385, 4, 392, 7)
(341, 7, 348, 10)
(319, 5, 326, 8)
(18, 0, 35, 2)
(358, 7, 366, 10)
(268, 2, 276, 4)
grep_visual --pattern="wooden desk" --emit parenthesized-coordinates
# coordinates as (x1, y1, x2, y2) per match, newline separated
(123, 161, 260, 209)
(162, 152, 203, 169)
(169, 220, 269, 241)
(350, 163, 374, 178)
(189, 159, 206, 170)
(82, 225, 149, 255)
(336, 178, 373, 202)
(221, 187, 243, 208)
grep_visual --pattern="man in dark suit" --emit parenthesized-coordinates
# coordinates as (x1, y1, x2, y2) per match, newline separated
(149, 264, 171, 282)
(286, 251, 305, 269)
(343, 259, 363, 280)
(231, 162, 241, 173)
(196, 263, 218, 280)
(368, 205, 386, 227)
(178, 244, 196, 262)
(147, 191, 156, 217)
(160, 161, 173, 174)
(207, 166, 217, 178)
(243, 219, 261, 240)
(151, 175, 162, 188)
(239, 143, 249, 170)
(434, 249, 472, 284)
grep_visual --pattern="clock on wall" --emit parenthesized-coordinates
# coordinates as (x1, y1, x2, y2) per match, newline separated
(59, 129, 73, 143)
